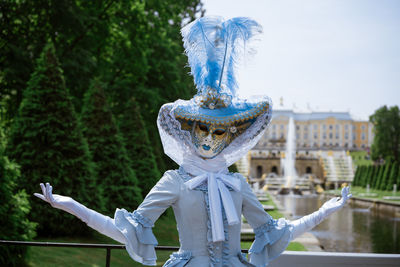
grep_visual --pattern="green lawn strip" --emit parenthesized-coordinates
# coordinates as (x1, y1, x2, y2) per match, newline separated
(241, 241, 306, 251)
(327, 186, 400, 203)
(350, 151, 372, 166)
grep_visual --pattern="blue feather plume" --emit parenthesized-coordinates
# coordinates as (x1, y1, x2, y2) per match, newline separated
(181, 16, 262, 97)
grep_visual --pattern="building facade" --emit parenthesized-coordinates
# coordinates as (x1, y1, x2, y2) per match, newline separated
(247, 109, 372, 186)
(256, 109, 373, 151)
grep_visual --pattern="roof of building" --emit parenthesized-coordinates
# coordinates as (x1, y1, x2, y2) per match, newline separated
(272, 109, 355, 121)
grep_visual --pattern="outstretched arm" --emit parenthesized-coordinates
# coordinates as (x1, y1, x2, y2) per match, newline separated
(34, 183, 126, 244)
(290, 186, 352, 240)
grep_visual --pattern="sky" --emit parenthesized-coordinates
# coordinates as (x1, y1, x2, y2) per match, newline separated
(201, 0, 400, 120)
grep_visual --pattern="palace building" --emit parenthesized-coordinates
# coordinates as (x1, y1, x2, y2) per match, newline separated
(238, 103, 373, 189)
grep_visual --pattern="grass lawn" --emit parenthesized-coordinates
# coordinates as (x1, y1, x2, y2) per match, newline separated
(327, 186, 400, 203)
(350, 151, 372, 166)
(241, 241, 306, 252)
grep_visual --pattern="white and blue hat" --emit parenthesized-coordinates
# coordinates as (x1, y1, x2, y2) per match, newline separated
(157, 16, 272, 167)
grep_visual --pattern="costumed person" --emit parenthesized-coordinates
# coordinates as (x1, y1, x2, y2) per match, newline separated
(35, 16, 351, 266)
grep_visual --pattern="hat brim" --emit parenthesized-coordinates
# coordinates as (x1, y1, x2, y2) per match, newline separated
(174, 98, 270, 126)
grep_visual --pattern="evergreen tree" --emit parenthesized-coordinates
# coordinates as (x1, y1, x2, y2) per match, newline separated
(396, 163, 400, 188)
(361, 166, 369, 187)
(119, 97, 160, 198)
(6, 42, 102, 236)
(352, 166, 360, 186)
(0, 125, 36, 266)
(359, 166, 366, 187)
(364, 165, 373, 188)
(379, 163, 392, 191)
(386, 162, 398, 191)
(80, 79, 142, 214)
(373, 165, 384, 189)
(366, 165, 376, 188)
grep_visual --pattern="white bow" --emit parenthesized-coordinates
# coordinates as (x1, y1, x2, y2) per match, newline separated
(184, 170, 241, 242)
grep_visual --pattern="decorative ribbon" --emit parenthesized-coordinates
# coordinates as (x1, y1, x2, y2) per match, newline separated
(184, 170, 241, 242)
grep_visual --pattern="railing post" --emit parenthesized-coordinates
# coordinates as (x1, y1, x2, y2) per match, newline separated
(106, 247, 111, 267)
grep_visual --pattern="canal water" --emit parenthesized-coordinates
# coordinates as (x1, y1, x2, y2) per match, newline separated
(275, 194, 400, 253)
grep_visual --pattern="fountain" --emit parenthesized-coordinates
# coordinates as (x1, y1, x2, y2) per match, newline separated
(278, 117, 302, 195)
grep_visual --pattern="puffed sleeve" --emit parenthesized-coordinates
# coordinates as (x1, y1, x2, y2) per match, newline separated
(114, 170, 181, 266)
(239, 174, 293, 267)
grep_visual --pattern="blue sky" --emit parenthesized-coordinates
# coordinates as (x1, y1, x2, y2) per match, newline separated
(202, 0, 400, 120)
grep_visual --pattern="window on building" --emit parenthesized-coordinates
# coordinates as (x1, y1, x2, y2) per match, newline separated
(314, 124, 318, 130)
(329, 133, 333, 139)
(345, 133, 348, 139)
(304, 133, 308, 139)
(271, 166, 278, 174)
(345, 124, 349, 130)
(353, 134, 356, 140)
(280, 124, 284, 130)
(336, 133, 339, 139)
(361, 133, 366, 140)
(296, 125, 300, 130)
(272, 124, 276, 130)
(361, 125, 366, 130)
(322, 124, 326, 130)
(336, 125, 340, 130)
(314, 133, 318, 139)
(329, 125, 333, 130)
(323, 134, 326, 139)
(296, 134, 299, 139)
(306, 166, 312, 174)
(344, 143, 348, 147)
(280, 133, 284, 139)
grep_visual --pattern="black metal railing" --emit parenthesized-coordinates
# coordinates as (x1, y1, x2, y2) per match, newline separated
(0, 240, 249, 267)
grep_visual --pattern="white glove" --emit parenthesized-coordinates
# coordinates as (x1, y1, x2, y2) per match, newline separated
(35, 182, 126, 244)
(290, 186, 352, 240)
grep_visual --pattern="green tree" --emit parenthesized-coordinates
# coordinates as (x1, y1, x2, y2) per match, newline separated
(353, 166, 360, 186)
(372, 165, 381, 189)
(119, 97, 160, 198)
(379, 163, 392, 191)
(80, 79, 142, 214)
(359, 166, 367, 187)
(386, 162, 398, 191)
(366, 165, 376, 188)
(364, 165, 373, 188)
(1, 0, 204, 175)
(370, 106, 400, 163)
(374, 165, 386, 189)
(6, 42, 102, 236)
(396, 163, 400, 188)
(0, 123, 36, 266)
